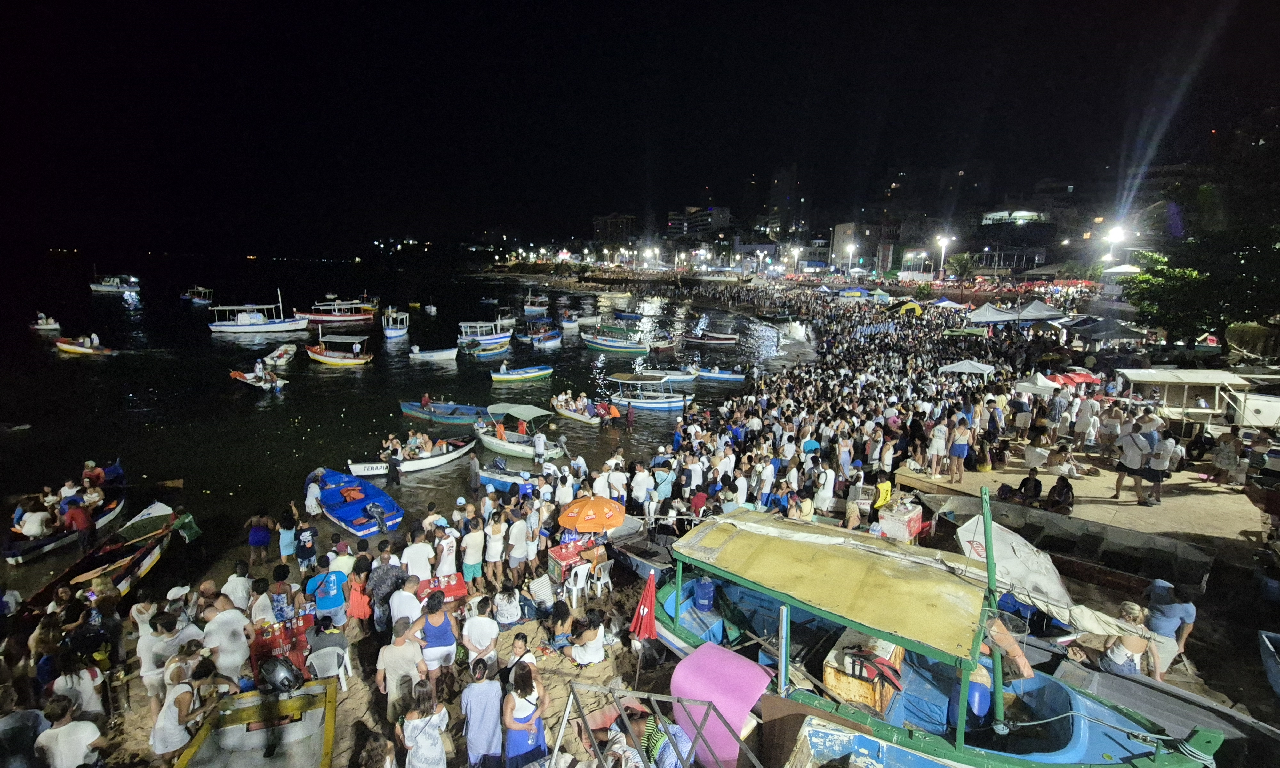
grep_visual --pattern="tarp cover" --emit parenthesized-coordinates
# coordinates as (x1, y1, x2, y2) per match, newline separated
(485, 402, 554, 420)
(968, 303, 1017, 324)
(1014, 372, 1058, 396)
(955, 516, 1073, 607)
(938, 360, 995, 375)
(1014, 299, 1066, 321)
(672, 510, 985, 662)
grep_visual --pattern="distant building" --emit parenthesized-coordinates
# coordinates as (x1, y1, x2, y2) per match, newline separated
(766, 164, 805, 238)
(592, 213, 637, 244)
(981, 210, 1049, 225)
(666, 207, 732, 239)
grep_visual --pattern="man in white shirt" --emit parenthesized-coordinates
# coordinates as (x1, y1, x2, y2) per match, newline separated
(328, 542, 357, 575)
(717, 448, 735, 480)
(35, 696, 105, 768)
(305, 477, 323, 517)
(533, 432, 547, 462)
(733, 468, 748, 505)
(203, 598, 254, 679)
(1113, 431, 1152, 505)
(390, 577, 423, 625)
(506, 510, 530, 581)
(222, 560, 253, 611)
(434, 525, 457, 577)
(630, 466, 654, 513)
(57, 481, 78, 501)
(461, 597, 500, 666)
(20, 509, 54, 538)
(814, 461, 837, 513)
(607, 466, 628, 502)
(400, 529, 436, 580)
(591, 469, 610, 497)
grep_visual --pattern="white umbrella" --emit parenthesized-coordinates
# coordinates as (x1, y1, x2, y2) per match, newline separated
(1014, 372, 1057, 396)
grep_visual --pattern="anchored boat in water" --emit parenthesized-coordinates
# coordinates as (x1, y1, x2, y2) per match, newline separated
(382, 308, 409, 338)
(308, 468, 405, 538)
(347, 437, 476, 477)
(474, 403, 565, 459)
(306, 329, 372, 366)
(294, 299, 376, 323)
(608, 373, 690, 411)
(209, 290, 309, 333)
(401, 401, 488, 424)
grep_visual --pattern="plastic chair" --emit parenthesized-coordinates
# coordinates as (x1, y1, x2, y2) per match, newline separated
(564, 563, 592, 610)
(589, 560, 614, 598)
(306, 646, 350, 691)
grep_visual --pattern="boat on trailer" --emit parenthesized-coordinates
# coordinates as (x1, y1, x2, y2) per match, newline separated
(209, 290, 309, 333)
(294, 299, 376, 323)
(491, 365, 554, 383)
(347, 437, 476, 477)
(55, 337, 116, 355)
(401, 401, 488, 424)
(181, 286, 214, 304)
(458, 319, 514, 346)
(475, 403, 566, 459)
(176, 678, 337, 768)
(608, 373, 689, 411)
(306, 329, 372, 366)
(408, 345, 458, 362)
(382, 308, 409, 338)
(309, 467, 405, 538)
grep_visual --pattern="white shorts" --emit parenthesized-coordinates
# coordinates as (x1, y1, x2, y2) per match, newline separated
(1014, 412, 1032, 428)
(422, 645, 456, 671)
(143, 673, 166, 698)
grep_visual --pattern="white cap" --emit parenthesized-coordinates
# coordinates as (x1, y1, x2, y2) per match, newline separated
(166, 586, 190, 601)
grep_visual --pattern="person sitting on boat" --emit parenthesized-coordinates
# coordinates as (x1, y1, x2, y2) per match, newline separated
(1066, 601, 1162, 681)
(253, 358, 265, 378)
(82, 461, 106, 487)
(19, 506, 55, 538)
(499, 360, 508, 373)
(89, 333, 99, 347)
(591, 709, 696, 768)
(474, 415, 487, 433)
(404, 430, 423, 458)
(351, 340, 362, 356)
(80, 479, 103, 512)
(421, 392, 432, 408)
(576, 392, 590, 414)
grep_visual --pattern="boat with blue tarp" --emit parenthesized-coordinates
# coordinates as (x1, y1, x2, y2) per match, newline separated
(400, 401, 488, 425)
(307, 468, 406, 538)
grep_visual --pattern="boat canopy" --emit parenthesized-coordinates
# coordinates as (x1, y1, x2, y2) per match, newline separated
(672, 510, 986, 664)
(487, 402, 553, 421)
(211, 303, 281, 311)
(319, 335, 368, 343)
(608, 373, 669, 384)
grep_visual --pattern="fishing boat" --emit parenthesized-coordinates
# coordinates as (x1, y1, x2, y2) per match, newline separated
(306, 329, 372, 366)
(524, 291, 551, 315)
(400, 401, 488, 424)
(294, 299, 376, 323)
(6, 485, 126, 565)
(382, 308, 410, 338)
(180, 286, 214, 304)
(656, 508, 1226, 768)
(475, 403, 566, 459)
(554, 403, 601, 425)
(209, 290, 309, 333)
(608, 373, 689, 411)
(230, 370, 287, 391)
(458, 320, 514, 346)
(89, 274, 140, 293)
(582, 329, 649, 354)
(691, 365, 747, 382)
(354, 291, 380, 312)
(1262, 631, 1280, 698)
(480, 296, 499, 305)
(682, 330, 739, 346)
(491, 365, 554, 382)
(532, 330, 562, 350)
(559, 313, 579, 332)
(408, 345, 458, 362)
(309, 467, 406, 537)
(642, 369, 698, 382)
(576, 314, 602, 326)
(465, 340, 511, 359)
(177, 679, 337, 768)
(264, 344, 297, 366)
(613, 309, 643, 321)
(347, 437, 476, 477)
(515, 318, 557, 343)
(30, 315, 60, 331)
(54, 337, 116, 355)
(649, 335, 677, 354)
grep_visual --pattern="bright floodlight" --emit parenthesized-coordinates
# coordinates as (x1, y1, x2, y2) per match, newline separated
(1106, 227, 1125, 242)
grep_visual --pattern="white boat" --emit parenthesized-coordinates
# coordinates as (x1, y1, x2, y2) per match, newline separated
(690, 365, 747, 381)
(642, 369, 697, 382)
(475, 403, 565, 459)
(560, 318, 579, 332)
(382, 309, 409, 338)
(209, 290, 309, 333)
(89, 274, 140, 293)
(608, 373, 690, 411)
(55, 337, 116, 356)
(576, 314, 602, 326)
(409, 345, 458, 362)
(524, 291, 551, 315)
(491, 365, 554, 382)
(30, 315, 60, 332)
(423, 304, 438, 316)
(230, 370, 287, 391)
(554, 404, 600, 425)
(458, 320, 514, 346)
(181, 286, 214, 304)
(307, 329, 372, 366)
(347, 437, 476, 477)
(295, 299, 375, 323)
(176, 679, 338, 768)
(532, 331, 562, 350)
(264, 344, 297, 366)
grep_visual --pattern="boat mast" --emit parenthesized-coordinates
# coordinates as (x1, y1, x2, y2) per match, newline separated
(981, 486, 1007, 732)
(277, 288, 284, 321)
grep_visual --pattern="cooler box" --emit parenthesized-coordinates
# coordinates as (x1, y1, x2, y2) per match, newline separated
(549, 543, 586, 583)
(879, 504, 923, 543)
(416, 573, 469, 603)
(822, 626, 904, 714)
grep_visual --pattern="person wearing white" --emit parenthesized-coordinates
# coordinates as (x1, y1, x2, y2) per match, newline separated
(1114, 431, 1151, 503)
(434, 528, 457, 578)
(35, 699, 104, 768)
(305, 477, 323, 517)
(401, 533, 436, 581)
(606, 467, 627, 501)
(591, 471, 609, 497)
(51, 666, 104, 715)
(1147, 432, 1178, 505)
(814, 462, 836, 513)
(391, 579, 424, 625)
(630, 467, 654, 508)
(222, 564, 253, 611)
(461, 599, 501, 666)
(20, 510, 53, 538)
(202, 603, 253, 680)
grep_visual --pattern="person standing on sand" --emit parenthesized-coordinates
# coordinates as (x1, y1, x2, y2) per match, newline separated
(243, 512, 276, 568)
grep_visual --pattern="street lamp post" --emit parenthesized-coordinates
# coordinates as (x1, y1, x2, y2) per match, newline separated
(1105, 226, 1125, 263)
(845, 243, 855, 276)
(935, 235, 955, 280)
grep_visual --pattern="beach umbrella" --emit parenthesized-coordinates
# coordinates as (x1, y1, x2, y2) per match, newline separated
(630, 571, 658, 686)
(557, 494, 625, 532)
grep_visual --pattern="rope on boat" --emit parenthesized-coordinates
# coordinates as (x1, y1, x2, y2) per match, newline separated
(977, 710, 1216, 767)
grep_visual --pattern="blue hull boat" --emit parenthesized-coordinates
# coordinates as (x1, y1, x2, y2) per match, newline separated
(400, 402, 488, 425)
(1261, 631, 1280, 698)
(613, 310, 642, 321)
(308, 468, 406, 538)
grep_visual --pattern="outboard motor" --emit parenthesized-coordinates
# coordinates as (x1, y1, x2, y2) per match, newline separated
(365, 502, 389, 534)
(491, 457, 507, 472)
(258, 657, 304, 694)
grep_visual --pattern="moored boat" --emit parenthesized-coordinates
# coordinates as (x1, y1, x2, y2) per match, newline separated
(575, 314, 602, 326)
(491, 365, 554, 382)
(408, 345, 458, 362)
(532, 330, 562, 350)
(691, 365, 746, 381)
(294, 299, 376, 323)
(642, 369, 697, 382)
(181, 285, 214, 304)
(458, 320, 514, 346)
(89, 274, 140, 293)
(209, 290, 309, 333)
(423, 303, 438, 315)
(347, 437, 476, 477)
(401, 401, 489, 424)
(554, 403, 601, 425)
(30, 314, 60, 332)
(306, 330, 372, 366)
(382, 308, 409, 338)
(6, 478, 126, 565)
(682, 331, 739, 346)
(466, 340, 511, 359)
(54, 337, 116, 355)
(309, 467, 406, 538)
(524, 291, 551, 315)
(608, 373, 689, 411)
(582, 330, 648, 354)
(264, 344, 297, 366)
(613, 309, 642, 321)
(475, 403, 565, 459)
(230, 370, 287, 391)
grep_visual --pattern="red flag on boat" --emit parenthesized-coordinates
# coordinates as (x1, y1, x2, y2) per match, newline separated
(630, 572, 658, 641)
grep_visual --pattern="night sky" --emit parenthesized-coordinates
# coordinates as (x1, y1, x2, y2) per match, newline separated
(3, 1, 1277, 258)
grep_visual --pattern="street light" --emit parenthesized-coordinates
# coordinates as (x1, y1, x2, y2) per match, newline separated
(1104, 227, 1125, 262)
(791, 246, 801, 274)
(845, 242, 856, 275)
(936, 235, 955, 278)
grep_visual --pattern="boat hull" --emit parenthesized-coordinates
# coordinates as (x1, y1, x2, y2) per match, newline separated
(30, 323, 61, 332)
(582, 334, 648, 354)
(476, 430, 565, 459)
(458, 330, 514, 345)
(54, 339, 115, 355)
(306, 346, 373, 366)
(382, 327, 408, 338)
(400, 402, 488, 424)
(695, 369, 746, 381)
(682, 334, 738, 346)
(491, 366, 554, 382)
(643, 369, 697, 382)
(231, 371, 287, 390)
(313, 468, 405, 538)
(265, 345, 297, 365)
(210, 318, 309, 333)
(5, 498, 125, 565)
(610, 394, 689, 411)
(473, 344, 510, 360)
(555, 405, 600, 425)
(178, 679, 337, 768)
(348, 438, 476, 477)
(409, 348, 458, 361)
(295, 311, 375, 322)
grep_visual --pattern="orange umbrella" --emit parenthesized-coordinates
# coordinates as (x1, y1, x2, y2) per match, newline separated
(558, 495, 625, 533)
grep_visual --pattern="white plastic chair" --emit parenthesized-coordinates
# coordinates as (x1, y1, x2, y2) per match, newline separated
(589, 560, 614, 598)
(564, 563, 592, 610)
(307, 646, 351, 691)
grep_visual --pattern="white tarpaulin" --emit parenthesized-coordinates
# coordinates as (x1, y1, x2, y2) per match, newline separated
(1014, 372, 1058, 396)
(938, 360, 996, 376)
(968, 303, 1016, 324)
(956, 516, 1073, 607)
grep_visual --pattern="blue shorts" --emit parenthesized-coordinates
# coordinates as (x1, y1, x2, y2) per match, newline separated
(298, 555, 317, 571)
(463, 562, 483, 582)
(316, 604, 347, 627)
(949, 444, 969, 458)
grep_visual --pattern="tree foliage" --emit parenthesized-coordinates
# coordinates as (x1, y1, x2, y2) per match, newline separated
(946, 252, 978, 281)
(912, 283, 933, 301)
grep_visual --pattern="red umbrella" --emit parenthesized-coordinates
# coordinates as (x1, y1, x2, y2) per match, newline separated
(630, 572, 658, 641)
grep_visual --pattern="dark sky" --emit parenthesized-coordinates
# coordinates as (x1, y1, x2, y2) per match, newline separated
(3, 1, 1277, 258)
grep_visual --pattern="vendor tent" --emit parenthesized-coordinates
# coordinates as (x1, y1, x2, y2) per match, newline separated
(938, 360, 995, 376)
(932, 299, 966, 309)
(870, 288, 892, 303)
(1076, 317, 1145, 341)
(889, 299, 923, 316)
(1013, 299, 1066, 321)
(1013, 372, 1057, 396)
(967, 303, 1016, 324)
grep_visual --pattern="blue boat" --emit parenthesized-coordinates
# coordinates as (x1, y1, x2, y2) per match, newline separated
(307, 468, 406, 538)
(400, 401, 488, 425)
(1261, 631, 1280, 698)
(613, 310, 642, 321)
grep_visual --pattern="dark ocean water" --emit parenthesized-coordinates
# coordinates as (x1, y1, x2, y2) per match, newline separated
(0, 257, 804, 591)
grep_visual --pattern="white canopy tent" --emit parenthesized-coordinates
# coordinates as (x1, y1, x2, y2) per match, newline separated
(1013, 299, 1066, 321)
(938, 360, 996, 377)
(1014, 372, 1058, 396)
(968, 303, 1016, 324)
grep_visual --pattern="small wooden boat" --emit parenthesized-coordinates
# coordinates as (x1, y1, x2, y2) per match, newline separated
(177, 679, 337, 768)
(294, 299, 376, 323)
(264, 344, 297, 366)
(1260, 631, 1280, 698)
(691, 366, 747, 382)
(524, 291, 551, 315)
(306, 330, 372, 366)
(180, 286, 214, 304)
(458, 320, 513, 346)
(347, 437, 476, 477)
(476, 403, 565, 459)
(682, 331, 739, 346)
(608, 373, 690, 411)
(649, 337, 677, 354)
(310, 468, 406, 538)
(408, 345, 458, 362)
(614, 309, 643, 321)
(532, 330, 562, 350)
(89, 274, 140, 293)
(382, 308, 409, 338)
(642, 369, 697, 382)
(582, 331, 648, 354)
(30, 316, 60, 332)
(560, 318, 579, 332)
(491, 365, 553, 382)
(471, 341, 511, 360)
(54, 337, 116, 355)
(554, 404, 601, 425)
(210, 290, 309, 333)
(401, 401, 488, 424)
(230, 370, 288, 391)
(6, 492, 126, 565)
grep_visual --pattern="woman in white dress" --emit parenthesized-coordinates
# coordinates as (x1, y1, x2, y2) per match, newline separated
(150, 659, 221, 765)
(397, 680, 449, 768)
(927, 421, 949, 479)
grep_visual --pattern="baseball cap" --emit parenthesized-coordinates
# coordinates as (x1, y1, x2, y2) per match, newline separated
(335, 542, 350, 554)
(167, 586, 190, 601)
(455, 497, 467, 506)
(485, 484, 495, 493)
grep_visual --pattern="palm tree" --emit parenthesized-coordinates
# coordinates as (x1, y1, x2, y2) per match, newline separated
(946, 253, 978, 303)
